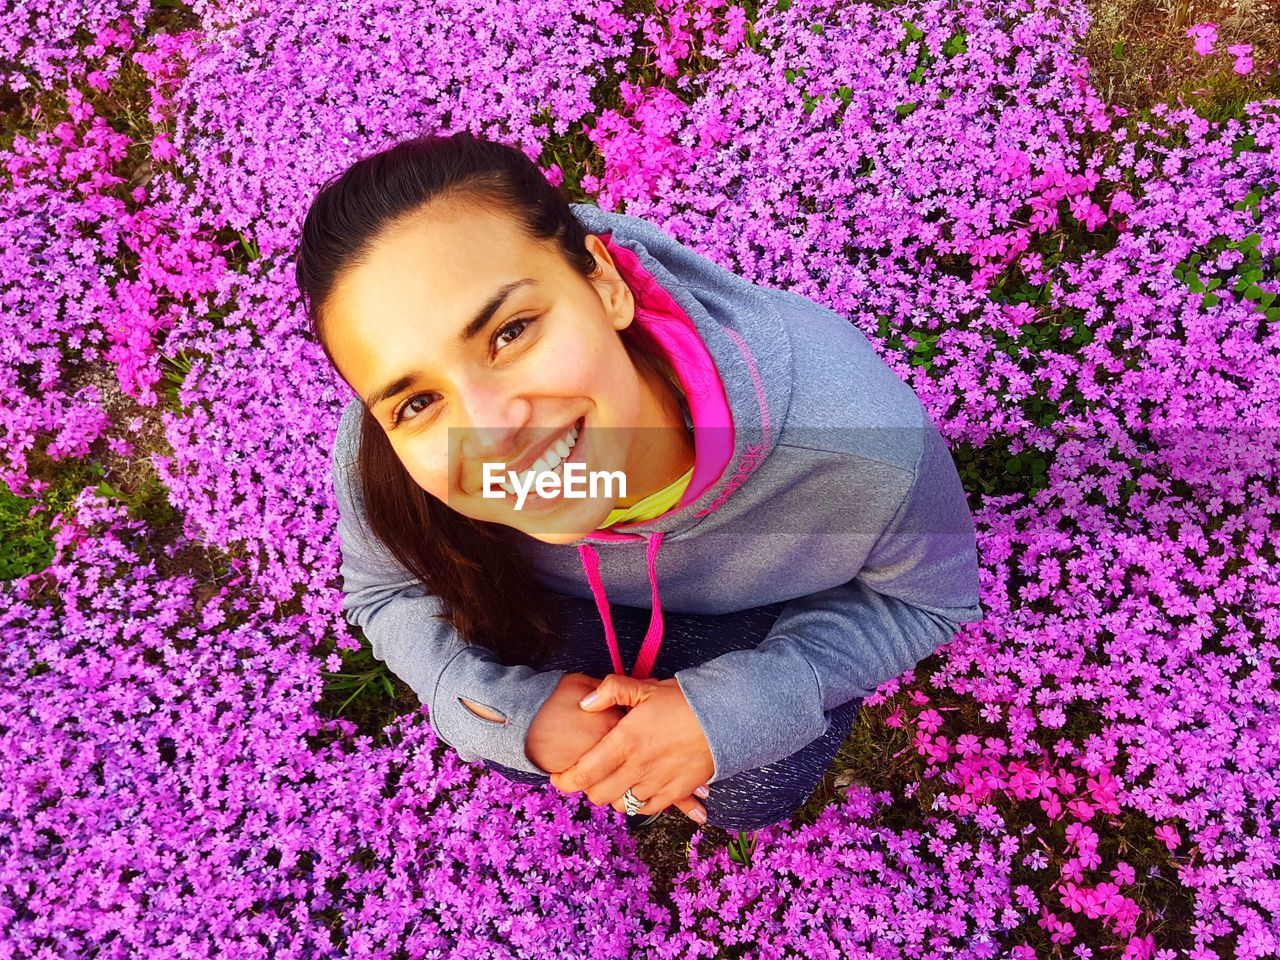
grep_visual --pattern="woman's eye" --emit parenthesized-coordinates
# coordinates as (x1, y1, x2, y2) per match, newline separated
(492, 314, 539, 352)
(392, 314, 541, 427)
(392, 392, 437, 425)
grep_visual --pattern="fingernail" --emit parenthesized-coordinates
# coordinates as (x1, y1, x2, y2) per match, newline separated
(690, 807, 706, 824)
(694, 785, 710, 800)
(578, 692, 598, 708)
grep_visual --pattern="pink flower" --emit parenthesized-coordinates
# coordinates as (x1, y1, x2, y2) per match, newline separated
(1108, 189, 1136, 217)
(1002, 301, 1037, 328)
(1059, 880, 1094, 913)
(1061, 857, 1086, 884)
(1049, 919, 1076, 944)
(151, 133, 178, 163)
(1227, 44, 1253, 75)
(1154, 824, 1180, 851)
(1112, 861, 1136, 885)
(917, 708, 943, 733)
(1042, 793, 1064, 820)
(1185, 22, 1217, 56)
(1066, 797, 1096, 822)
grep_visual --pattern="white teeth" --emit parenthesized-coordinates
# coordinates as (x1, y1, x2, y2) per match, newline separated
(496, 420, 582, 501)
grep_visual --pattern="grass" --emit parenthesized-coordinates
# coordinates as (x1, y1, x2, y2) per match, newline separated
(1078, 0, 1280, 119)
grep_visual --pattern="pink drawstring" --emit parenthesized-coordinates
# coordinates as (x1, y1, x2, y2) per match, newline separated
(576, 531, 666, 681)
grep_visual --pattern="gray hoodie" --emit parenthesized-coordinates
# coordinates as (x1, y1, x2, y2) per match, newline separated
(329, 201, 984, 784)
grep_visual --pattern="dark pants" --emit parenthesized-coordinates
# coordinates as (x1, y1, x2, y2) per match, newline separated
(485, 592, 863, 832)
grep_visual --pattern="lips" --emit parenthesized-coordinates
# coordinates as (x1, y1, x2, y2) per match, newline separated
(476, 417, 586, 499)
(507, 416, 585, 476)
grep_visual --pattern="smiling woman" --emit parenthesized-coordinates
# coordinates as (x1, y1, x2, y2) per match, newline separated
(295, 131, 983, 833)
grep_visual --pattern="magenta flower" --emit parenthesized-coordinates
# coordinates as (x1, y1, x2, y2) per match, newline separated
(1227, 43, 1254, 75)
(1186, 22, 1217, 56)
(1154, 823, 1181, 852)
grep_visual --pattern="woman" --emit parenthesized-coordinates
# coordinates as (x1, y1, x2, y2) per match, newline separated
(297, 132, 983, 833)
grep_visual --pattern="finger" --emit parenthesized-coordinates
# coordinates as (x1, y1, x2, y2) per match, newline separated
(587, 759, 650, 808)
(669, 794, 709, 825)
(609, 779, 672, 817)
(579, 673, 654, 712)
(613, 784, 706, 824)
(549, 729, 630, 796)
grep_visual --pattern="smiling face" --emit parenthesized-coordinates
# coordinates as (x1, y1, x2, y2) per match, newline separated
(322, 198, 694, 545)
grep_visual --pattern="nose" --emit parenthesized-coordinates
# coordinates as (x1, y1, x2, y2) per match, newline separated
(456, 375, 527, 464)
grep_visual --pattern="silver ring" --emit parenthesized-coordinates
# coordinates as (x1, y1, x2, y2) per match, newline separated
(622, 788, 644, 816)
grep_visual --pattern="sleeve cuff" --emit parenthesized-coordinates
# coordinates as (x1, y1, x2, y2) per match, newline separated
(429, 647, 567, 778)
(673, 644, 828, 784)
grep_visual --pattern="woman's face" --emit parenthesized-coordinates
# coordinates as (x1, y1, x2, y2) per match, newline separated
(323, 200, 688, 545)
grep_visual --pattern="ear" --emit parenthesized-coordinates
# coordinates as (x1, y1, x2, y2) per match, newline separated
(583, 233, 635, 332)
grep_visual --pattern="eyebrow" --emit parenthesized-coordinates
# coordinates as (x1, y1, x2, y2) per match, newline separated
(363, 278, 540, 413)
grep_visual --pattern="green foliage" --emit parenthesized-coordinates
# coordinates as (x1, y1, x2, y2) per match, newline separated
(317, 637, 407, 740)
(237, 231, 261, 261)
(95, 471, 179, 530)
(726, 829, 758, 868)
(533, 105, 600, 203)
(159, 348, 199, 411)
(1174, 222, 1280, 322)
(0, 480, 58, 580)
(941, 29, 967, 58)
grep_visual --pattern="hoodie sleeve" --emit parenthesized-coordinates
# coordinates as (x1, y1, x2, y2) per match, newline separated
(672, 416, 984, 784)
(329, 402, 566, 776)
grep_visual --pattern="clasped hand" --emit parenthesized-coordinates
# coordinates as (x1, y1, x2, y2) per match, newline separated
(525, 672, 714, 823)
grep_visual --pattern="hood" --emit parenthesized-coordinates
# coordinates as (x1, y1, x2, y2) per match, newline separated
(565, 202, 795, 680)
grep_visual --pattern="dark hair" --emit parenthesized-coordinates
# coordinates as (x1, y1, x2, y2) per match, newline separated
(295, 131, 678, 668)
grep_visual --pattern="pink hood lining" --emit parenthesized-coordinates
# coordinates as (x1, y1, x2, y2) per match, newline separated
(574, 233, 735, 680)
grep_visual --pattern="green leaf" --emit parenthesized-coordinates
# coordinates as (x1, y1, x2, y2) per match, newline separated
(777, 0, 792, 10)
(1231, 134, 1256, 159)
(896, 102, 918, 118)
(1187, 276, 1205, 293)
(1207, 277, 1221, 291)
(810, 22, 823, 34)
(1005, 456, 1023, 474)
(1244, 285, 1262, 301)
(1260, 291, 1276, 308)
(943, 30, 968, 56)
(785, 68, 795, 83)
(1112, 41, 1125, 60)
(1267, 307, 1280, 322)
(1202, 292, 1219, 308)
